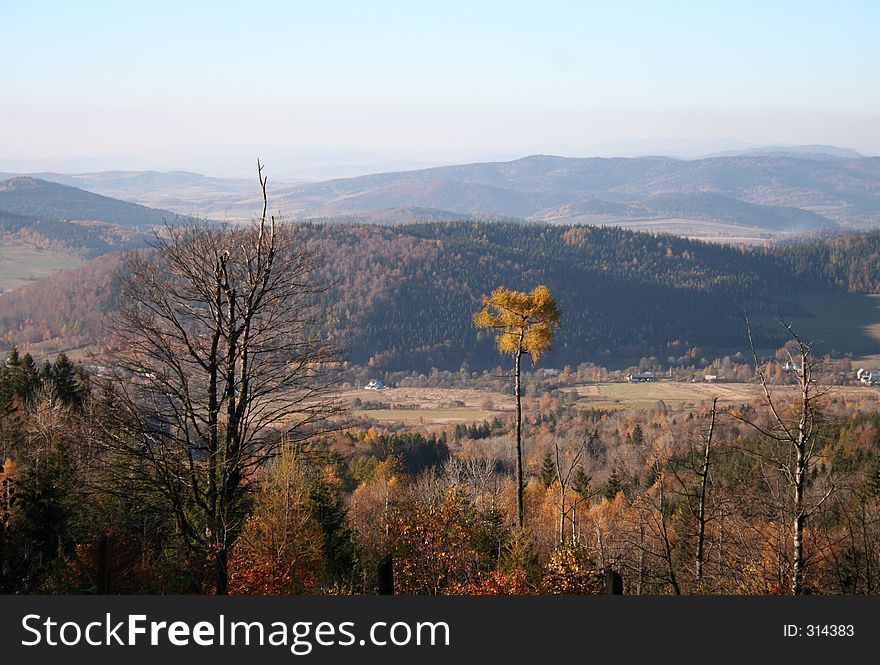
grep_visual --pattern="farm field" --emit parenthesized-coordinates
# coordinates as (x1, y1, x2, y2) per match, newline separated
(0, 245, 80, 292)
(561, 380, 880, 410)
(563, 381, 729, 409)
(339, 380, 880, 426)
(342, 386, 514, 424)
(541, 213, 780, 245)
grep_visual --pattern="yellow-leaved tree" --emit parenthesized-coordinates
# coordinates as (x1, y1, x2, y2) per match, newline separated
(474, 285, 561, 527)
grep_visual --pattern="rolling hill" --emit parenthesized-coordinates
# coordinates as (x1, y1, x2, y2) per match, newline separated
(4, 221, 880, 369)
(4, 151, 879, 231)
(0, 177, 187, 228)
(256, 153, 878, 229)
(0, 170, 299, 221)
(1, 157, 879, 369)
(0, 208, 144, 259)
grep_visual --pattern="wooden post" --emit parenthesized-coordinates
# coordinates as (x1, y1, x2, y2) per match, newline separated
(378, 554, 394, 595)
(0, 521, 5, 594)
(605, 568, 623, 595)
(96, 534, 108, 595)
(0, 466, 9, 595)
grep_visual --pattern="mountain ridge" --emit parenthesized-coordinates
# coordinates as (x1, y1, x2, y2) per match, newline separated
(256, 153, 880, 229)
(3, 150, 880, 232)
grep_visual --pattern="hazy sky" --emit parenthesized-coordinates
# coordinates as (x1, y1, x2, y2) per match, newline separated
(2, 0, 879, 177)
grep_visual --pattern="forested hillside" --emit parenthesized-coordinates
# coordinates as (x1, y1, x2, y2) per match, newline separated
(4, 222, 880, 368)
(0, 210, 143, 259)
(776, 231, 880, 292)
(0, 252, 123, 350)
(0, 177, 186, 228)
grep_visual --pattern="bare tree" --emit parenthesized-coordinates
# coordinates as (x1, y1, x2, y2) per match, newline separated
(733, 316, 834, 594)
(552, 435, 586, 543)
(635, 456, 681, 595)
(98, 162, 339, 594)
(694, 398, 717, 586)
(668, 397, 720, 590)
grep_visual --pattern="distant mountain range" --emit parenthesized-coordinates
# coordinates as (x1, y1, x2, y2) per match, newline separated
(259, 153, 877, 231)
(706, 144, 866, 159)
(2, 148, 880, 234)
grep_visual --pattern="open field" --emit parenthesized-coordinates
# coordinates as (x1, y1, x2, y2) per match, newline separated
(339, 380, 880, 426)
(342, 386, 515, 424)
(564, 380, 880, 410)
(0, 245, 81, 292)
(610, 218, 778, 246)
(541, 214, 781, 245)
(564, 381, 731, 409)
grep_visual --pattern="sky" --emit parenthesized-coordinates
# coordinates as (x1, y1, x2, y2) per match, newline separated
(2, 0, 879, 178)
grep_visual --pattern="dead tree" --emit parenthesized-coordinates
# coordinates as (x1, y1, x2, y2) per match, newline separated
(734, 316, 833, 595)
(99, 162, 339, 594)
(553, 435, 589, 543)
(669, 397, 719, 590)
(642, 458, 681, 595)
(694, 398, 718, 586)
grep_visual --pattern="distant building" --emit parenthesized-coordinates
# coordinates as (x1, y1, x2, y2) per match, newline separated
(704, 374, 718, 383)
(857, 368, 880, 386)
(364, 380, 386, 390)
(626, 371, 656, 383)
(783, 361, 801, 372)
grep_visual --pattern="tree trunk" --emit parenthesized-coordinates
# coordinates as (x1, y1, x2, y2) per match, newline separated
(514, 342, 524, 528)
(216, 547, 229, 595)
(793, 443, 805, 594)
(0, 522, 5, 594)
(792, 357, 809, 595)
(862, 502, 873, 594)
(696, 398, 717, 586)
(559, 481, 566, 543)
(96, 534, 108, 594)
(657, 468, 681, 595)
(637, 513, 645, 595)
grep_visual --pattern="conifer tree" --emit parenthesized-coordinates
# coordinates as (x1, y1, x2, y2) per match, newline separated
(603, 468, 624, 501)
(16, 353, 39, 405)
(628, 424, 644, 446)
(572, 467, 592, 500)
(540, 452, 557, 488)
(48, 353, 85, 408)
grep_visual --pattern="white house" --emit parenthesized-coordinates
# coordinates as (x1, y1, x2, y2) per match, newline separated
(626, 371, 656, 383)
(857, 369, 880, 386)
(364, 380, 386, 390)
